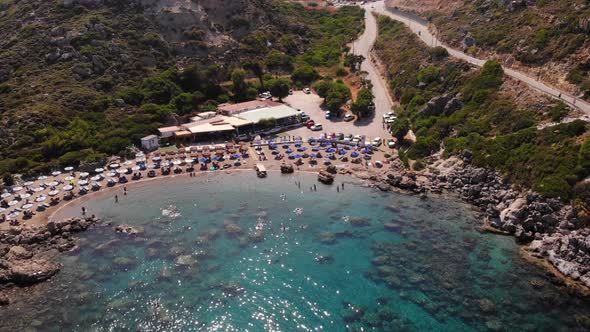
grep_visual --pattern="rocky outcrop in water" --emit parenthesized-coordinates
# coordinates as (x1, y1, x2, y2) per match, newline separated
(376, 157, 590, 290)
(0, 217, 100, 302)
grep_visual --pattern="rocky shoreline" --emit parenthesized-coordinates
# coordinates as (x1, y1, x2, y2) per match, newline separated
(0, 216, 101, 305)
(363, 154, 590, 294)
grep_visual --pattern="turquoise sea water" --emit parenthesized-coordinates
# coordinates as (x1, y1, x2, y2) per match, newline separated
(2, 172, 590, 331)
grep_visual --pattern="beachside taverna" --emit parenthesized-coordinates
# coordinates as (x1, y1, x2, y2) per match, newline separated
(145, 100, 302, 145)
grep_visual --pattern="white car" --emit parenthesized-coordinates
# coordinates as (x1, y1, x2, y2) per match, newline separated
(385, 118, 396, 124)
(387, 139, 395, 148)
(352, 135, 361, 143)
(372, 137, 382, 147)
(311, 124, 323, 131)
(344, 114, 354, 121)
(303, 88, 311, 94)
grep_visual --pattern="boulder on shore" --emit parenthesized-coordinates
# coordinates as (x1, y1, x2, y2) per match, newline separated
(6, 259, 61, 286)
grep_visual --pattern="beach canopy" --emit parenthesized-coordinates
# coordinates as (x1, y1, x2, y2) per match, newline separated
(297, 147, 307, 152)
(21, 193, 31, 199)
(339, 150, 347, 155)
(91, 175, 102, 181)
(152, 156, 162, 161)
(52, 171, 62, 176)
(107, 172, 116, 177)
(294, 154, 302, 159)
(0, 208, 5, 213)
(1, 193, 11, 199)
(35, 196, 46, 202)
(286, 149, 293, 154)
(79, 180, 89, 186)
(117, 169, 127, 174)
(63, 185, 74, 191)
(22, 204, 33, 210)
(95, 168, 105, 173)
(326, 148, 336, 153)
(8, 200, 18, 206)
(123, 161, 132, 166)
(23, 181, 35, 186)
(12, 186, 23, 192)
(323, 160, 332, 165)
(48, 190, 59, 196)
(47, 181, 59, 187)
(38, 175, 48, 180)
(64, 166, 74, 171)
(32, 187, 44, 192)
(79, 172, 90, 178)
(351, 151, 360, 158)
(109, 164, 120, 169)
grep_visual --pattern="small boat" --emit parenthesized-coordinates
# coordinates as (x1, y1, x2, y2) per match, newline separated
(148, 170, 157, 178)
(280, 163, 294, 174)
(318, 170, 334, 184)
(107, 179, 116, 187)
(256, 164, 267, 178)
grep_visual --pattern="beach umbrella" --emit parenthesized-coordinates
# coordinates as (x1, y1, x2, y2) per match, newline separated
(351, 151, 360, 158)
(35, 195, 47, 202)
(46, 182, 58, 187)
(199, 158, 209, 163)
(0, 208, 5, 213)
(288, 155, 295, 160)
(294, 154, 302, 159)
(286, 149, 293, 154)
(123, 160, 132, 166)
(152, 156, 161, 161)
(270, 144, 278, 149)
(64, 176, 74, 181)
(326, 148, 336, 153)
(323, 160, 331, 165)
(48, 190, 59, 197)
(212, 156, 220, 161)
(32, 187, 44, 192)
(107, 172, 117, 177)
(79, 180, 89, 186)
(339, 150, 347, 155)
(0, 193, 11, 199)
(12, 186, 23, 192)
(8, 200, 18, 206)
(173, 160, 182, 165)
(21, 193, 31, 199)
(64, 166, 74, 172)
(233, 154, 241, 159)
(312, 147, 320, 152)
(52, 171, 62, 176)
(79, 172, 89, 178)
(38, 175, 48, 181)
(110, 164, 120, 169)
(63, 185, 74, 191)
(185, 158, 194, 164)
(117, 169, 127, 174)
(295, 143, 302, 147)
(90, 175, 102, 181)
(23, 181, 35, 186)
(282, 144, 289, 149)
(22, 204, 34, 210)
(95, 168, 105, 173)
(271, 149, 279, 155)
(8, 211, 20, 218)
(297, 147, 307, 152)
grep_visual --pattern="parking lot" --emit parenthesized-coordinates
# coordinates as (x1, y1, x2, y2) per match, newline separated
(282, 91, 392, 141)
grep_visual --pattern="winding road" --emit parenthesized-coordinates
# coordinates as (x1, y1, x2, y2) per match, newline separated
(355, 0, 590, 116)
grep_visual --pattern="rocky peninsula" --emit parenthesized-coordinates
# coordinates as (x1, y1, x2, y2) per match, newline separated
(363, 153, 590, 294)
(0, 216, 100, 305)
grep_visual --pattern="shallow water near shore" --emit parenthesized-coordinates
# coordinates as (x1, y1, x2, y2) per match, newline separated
(2, 172, 590, 331)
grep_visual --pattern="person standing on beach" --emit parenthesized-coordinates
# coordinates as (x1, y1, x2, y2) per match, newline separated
(82, 207, 86, 216)
(123, 186, 127, 196)
(115, 195, 119, 203)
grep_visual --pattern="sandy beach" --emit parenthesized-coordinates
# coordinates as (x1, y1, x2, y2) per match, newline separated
(1, 139, 394, 230)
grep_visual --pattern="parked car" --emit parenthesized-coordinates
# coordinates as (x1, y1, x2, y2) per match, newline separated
(235, 133, 250, 142)
(300, 113, 310, 121)
(343, 114, 354, 122)
(325, 111, 331, 119)
(289, 89, 293, 95)
(386, 111, 396, 118)
(311, 124, 323, 131)
(306, 120, 316, 128)
(303, 88, 311, 94)
(372, 137, 382, 147)
(259, 91, 272, 99)
(352, 135, 361, 143)
(385, 118, 396, 124)
(344, 134, 353, 141)
(336, 132, 345, 140)
(387, 138, 396, 148)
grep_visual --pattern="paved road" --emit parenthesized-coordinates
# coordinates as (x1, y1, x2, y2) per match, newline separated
(368, 0, 590, 115)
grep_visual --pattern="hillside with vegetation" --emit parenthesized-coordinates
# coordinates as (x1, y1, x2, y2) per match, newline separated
(387, 0, 590, 101)
(0, 0, 363, 178)
(374, 16, 590, 201)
